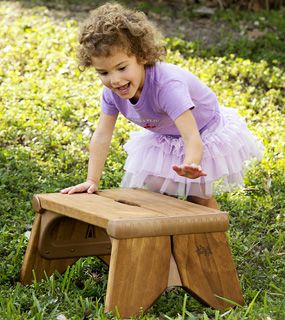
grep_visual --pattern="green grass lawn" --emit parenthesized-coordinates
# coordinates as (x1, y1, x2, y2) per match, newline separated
(0, 1, 284, 319)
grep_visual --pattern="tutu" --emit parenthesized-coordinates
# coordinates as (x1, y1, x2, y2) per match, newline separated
(121, 107, 264, 199)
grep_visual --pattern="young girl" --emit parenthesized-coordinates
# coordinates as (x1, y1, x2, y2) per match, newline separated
(61, 2, 263, 209)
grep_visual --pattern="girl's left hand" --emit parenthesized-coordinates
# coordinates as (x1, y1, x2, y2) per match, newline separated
(172, 163, 207, 179)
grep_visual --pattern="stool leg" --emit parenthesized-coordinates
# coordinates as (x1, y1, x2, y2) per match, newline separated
(173, 232, 244, 309)
(105, 236, 171, 318)
(20, 214, 77, 284)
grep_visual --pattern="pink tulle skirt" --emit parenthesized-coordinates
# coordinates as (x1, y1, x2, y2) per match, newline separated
(121, 107, 264, 198)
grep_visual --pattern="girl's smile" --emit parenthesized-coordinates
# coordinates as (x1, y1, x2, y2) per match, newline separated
(91, 48, 146, 103)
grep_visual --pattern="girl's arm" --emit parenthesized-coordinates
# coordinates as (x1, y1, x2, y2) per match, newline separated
(61, 113, 118, 194)
(172, 109, 207, 179)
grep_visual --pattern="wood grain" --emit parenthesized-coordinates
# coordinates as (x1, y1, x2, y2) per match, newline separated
(35, 189, 229, 239)
(173, 232, 244, 309)
(20, 213, 77, 284)
(21, 188, 243, 317)
(105, 236, 171, 317)
(38, 211, 111, 259)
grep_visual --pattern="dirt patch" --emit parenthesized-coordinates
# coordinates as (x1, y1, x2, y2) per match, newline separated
(146, 11, 239, 46)
(11, 0, 241, 48)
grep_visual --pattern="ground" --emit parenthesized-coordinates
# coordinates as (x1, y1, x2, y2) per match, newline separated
(11, 0, 244, 48)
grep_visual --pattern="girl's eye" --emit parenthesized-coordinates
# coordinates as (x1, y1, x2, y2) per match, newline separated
(119, 66, 126, 71)
(98, 72, 108, 76)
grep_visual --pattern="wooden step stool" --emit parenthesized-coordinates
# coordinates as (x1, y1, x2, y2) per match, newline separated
(21, 188, 244, 318)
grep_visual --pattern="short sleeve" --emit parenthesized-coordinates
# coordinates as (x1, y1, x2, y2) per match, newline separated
(101, 87, 119, 116)
(158, 81, 195, 120)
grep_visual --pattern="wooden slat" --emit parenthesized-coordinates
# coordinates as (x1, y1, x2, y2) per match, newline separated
(35, 189, 228, 238)
(36, 193, 155, 229)
(107, 214, 228, 239)
(36, 189, 225, 222)
(100, 188, 223, 217)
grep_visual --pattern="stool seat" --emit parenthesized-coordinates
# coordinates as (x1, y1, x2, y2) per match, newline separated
(21, 188, 244, 318)
(33, 188, 229, 238)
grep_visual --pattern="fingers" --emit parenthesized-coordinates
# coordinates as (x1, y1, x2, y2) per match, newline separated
(172, 163, 207, 179)
(87, 184, 98, 194)
(60, 185, 82, 195)
(172, 164, 183, 175)
(60, 187, 73, 194)
(60, 182, 98, 195)
(67, 186, 81, 195)
(184, 163, 201, 171)
(184, 164, 207, 176)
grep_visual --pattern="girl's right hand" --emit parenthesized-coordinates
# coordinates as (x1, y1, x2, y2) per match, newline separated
(172, 163, 207, 179)
(60, 180, 98, 195)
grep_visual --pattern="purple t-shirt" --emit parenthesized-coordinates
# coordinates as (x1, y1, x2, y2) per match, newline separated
(101, 62, 220, 136)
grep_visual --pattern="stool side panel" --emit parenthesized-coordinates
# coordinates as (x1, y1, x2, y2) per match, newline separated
(20, 213, 78, 284)
(20, 213, 42, 283)
(38, 211, 112, 259)
(105, 236, 171, 317)
(173, 232, 244, 309)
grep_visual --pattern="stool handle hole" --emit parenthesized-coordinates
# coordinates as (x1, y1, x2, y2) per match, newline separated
(115, 199, 141, 207)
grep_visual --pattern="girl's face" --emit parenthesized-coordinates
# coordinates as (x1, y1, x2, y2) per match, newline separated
(92, 47, 146, 103)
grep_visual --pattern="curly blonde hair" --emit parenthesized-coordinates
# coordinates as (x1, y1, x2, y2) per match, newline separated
(78, 2, 166, 68)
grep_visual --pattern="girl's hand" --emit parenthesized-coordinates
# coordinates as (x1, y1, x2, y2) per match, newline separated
(60, 180, 98, 195)
(172, 163, 207, 179)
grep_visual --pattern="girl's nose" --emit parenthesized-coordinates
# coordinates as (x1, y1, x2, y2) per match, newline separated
(110, 75, 120, 86)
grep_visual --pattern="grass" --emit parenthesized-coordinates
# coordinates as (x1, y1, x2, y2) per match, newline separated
(0, 1, 285, 319)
